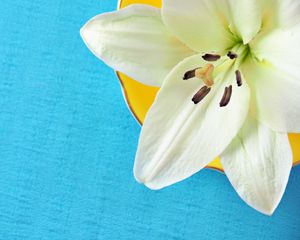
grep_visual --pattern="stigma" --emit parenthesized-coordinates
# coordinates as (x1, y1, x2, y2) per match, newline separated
(195, 64, 214, 87)
(183, 64, 214, 87)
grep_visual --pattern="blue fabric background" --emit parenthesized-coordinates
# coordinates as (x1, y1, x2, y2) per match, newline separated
(0, 0, 300, 239)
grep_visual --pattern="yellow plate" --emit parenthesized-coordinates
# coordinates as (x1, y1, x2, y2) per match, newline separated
(117, 0, 300, 172)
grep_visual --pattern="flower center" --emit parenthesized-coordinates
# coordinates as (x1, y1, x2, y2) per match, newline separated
(183, 44, 249, 107)
(195, 64, 214, 87)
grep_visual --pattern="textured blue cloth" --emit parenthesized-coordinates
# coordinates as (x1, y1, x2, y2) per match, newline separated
(0, 0, 300, 239)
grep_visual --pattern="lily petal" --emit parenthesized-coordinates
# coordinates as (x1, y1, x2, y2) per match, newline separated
(226, 0, 263, 44)
(241, 57, 300, 133)
(221, 116, 292, 215)
(81, 4, 195, 87)
(278, 0, 300, 28)
(162, 0, 235, 53)
(252, 27, 300, 80)
(134, 55, 250, 190)
(161, 0, 265, 53)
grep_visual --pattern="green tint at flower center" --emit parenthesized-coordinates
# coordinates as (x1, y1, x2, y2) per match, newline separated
(183, 43, 250, 107)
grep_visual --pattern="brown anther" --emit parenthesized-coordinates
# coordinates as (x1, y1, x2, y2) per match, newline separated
(195, 64, 214, 87)
(235, 70, 242, 87)
(183, 68, 199, 80)
(220, 87, 228, 107)
(219, 85, 233, 107)
(202, 54, 221, 62)
(192, 86, 211, 104)
(227, 51, 238, 59)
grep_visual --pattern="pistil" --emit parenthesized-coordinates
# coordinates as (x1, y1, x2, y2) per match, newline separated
(195, 64, 214, 87)
(183, 64, 214, 87)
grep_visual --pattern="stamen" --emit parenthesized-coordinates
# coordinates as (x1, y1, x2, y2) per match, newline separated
(195, 64, 214, 86)
(235, 70, 242, 87)
(202, 54, 221, 62)
(227, 51, 238, 59)
(220, 87, 228, 107)
(219, 85, 233, 107)
(183, 68, 199, 80)
(192, 86, 211, 104)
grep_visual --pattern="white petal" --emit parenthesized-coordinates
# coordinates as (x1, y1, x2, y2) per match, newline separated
(80, 4, 194, 87)
(226, 0, 263, 44)
(241, 57, 300, 133)
(134, 55, 250, 190)
(252, 27, 300, 79)
(278, 0, 300, 28)
(221, 116, 293, 215)
(227, 0, 277, 39)
(161, 0, 266, 53)
(162, 0, 235, 53)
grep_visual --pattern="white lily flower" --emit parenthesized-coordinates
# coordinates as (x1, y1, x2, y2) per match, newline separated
(80, 0, 300, 215)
